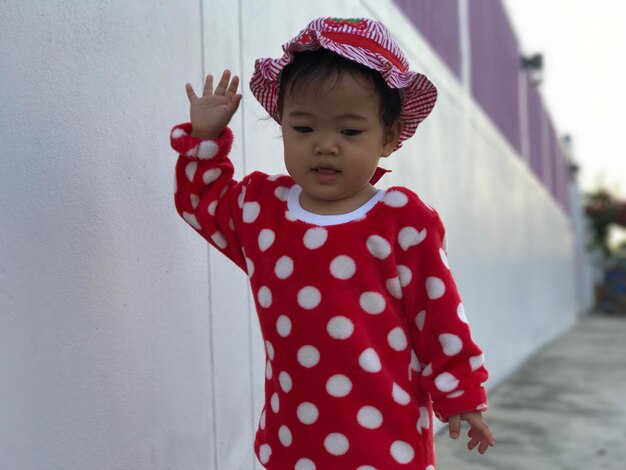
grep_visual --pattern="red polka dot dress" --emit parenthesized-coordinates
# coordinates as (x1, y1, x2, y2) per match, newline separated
(171, 123, 489, 470)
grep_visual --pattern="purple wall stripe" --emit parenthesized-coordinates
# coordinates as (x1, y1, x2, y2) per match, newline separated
(469, 0, 521, 154)
(393, 0, 462, 79)
(391, 0, 570, 216)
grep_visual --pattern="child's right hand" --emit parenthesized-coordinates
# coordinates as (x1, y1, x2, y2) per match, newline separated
(185, 70, 242, 140)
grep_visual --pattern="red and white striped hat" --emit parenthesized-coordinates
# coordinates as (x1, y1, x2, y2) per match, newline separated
(250, 17, 438, 150)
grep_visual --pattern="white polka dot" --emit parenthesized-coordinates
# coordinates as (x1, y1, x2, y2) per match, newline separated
(470, 354, 485, 371)
(439, 333, 463, 356)
(357, 406, 383, 429)
(265, 340, 275, 360)
(237, 187, 246, 208)
(185, 145, 198, 158)
(228, 218, 235, 231)
(447, 390, 465, 398)
(208, 200, 218, 216)
(242, 201, 261, 223)
(297, 402, 319, 425)
(257, 286, 272, 308)
(366, 235, 392, 259)
(279, 371, 293, 393)
(442, 234, 448, 251)
(185, 161, 198, 182)
(260, 408, 266, 429)
(386, 277, 403, 299)
(387, 327, 408, 351)
(434, 372, 460, 392)
(359, 292, 386, 314)
(417, 406, 430, 433)
(303, 228, 328, 249)
(265, 360, 273, 380)
(258, 229, 275, 251)
(274, 186, 290, 202)
(295, 458, 316, 470)
(356, 467, 377, 470)
(246, 257, 254, 277)
(297, 345, 320, 368)
(457, 303, 468, 323)
(329, 255, 356, 279)
(425, 277, 445, 299)
(285, 211, 297, 222)
(324, 433, 349, 456)
(390, 440, 415, 464)
(422, 363, 433, 376)
(190, 193, 199, 209)
(426, 466, 435, 470)
(410, 350, 421, 372)
(392, 383, 411, 405)
(279, 425, 292, 447)
(197, 140, 219, 159)
(359, 348, 382, 373)
(202, 168, 221, 184)
(397, 265, 412, 287)
(398, 227, 427, 250)
(171, 128, 186, 139)
(267, 174, 282, 181)
(259, 444, 272, 464)
(211, 231, 228, 249)
(271, 393, 280, 413)
(276, 315, 292, 337)
(297, 286, 321, 309)
(415, 311, 426, 331)
(439, 247, 450, 269)
(182, 212, 201, 230)
(383, 190, 409, 207)
(326, 316, 354, 340)
(326, 374, 352, 397)
(274, 256, 294, 279)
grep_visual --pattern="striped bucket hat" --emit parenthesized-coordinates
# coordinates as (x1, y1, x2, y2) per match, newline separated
(250, 17, 438, 150)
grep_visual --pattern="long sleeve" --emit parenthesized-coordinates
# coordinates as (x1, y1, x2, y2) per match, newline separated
(399, 201, 488, 422)
(171, 122, 248, 272)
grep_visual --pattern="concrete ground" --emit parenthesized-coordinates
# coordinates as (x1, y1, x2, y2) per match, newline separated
(434, 313, 626, 470)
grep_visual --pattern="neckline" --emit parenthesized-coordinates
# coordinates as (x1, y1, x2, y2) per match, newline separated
(286, 185, 385, 226)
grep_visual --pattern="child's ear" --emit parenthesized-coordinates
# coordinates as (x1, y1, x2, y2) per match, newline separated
(381, 120, 402, 158)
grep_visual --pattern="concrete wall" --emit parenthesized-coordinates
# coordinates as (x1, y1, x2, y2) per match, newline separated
(0, 1, 588, 469)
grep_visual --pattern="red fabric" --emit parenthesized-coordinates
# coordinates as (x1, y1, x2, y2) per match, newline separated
(171, 123, 489, 469)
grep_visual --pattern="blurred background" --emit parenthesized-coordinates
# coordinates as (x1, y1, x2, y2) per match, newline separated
(1, 0, 624, 469)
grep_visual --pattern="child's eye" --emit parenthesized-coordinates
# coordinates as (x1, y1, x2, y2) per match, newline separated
(293, 126, 313, 133)
(341, 129, 363, 136)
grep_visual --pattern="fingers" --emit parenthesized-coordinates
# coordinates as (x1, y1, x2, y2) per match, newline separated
(202, 74, 214, 97)
(448, 415, 461, 439)
(226, 93, 243, 116)
(189, 71, 240, 101)
(214, 69, 232, 96)
(225, 74, 240, 100)
(185, 83, 197, 102)
(465, 414, 495, 454)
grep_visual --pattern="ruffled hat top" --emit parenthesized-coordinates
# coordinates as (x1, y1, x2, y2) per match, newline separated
(250, 17, 438, 151)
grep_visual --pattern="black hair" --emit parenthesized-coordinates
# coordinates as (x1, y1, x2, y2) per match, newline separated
(277, 48, 402, 132)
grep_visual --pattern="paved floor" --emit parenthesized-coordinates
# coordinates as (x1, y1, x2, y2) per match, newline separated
(434, 313, 626, 470)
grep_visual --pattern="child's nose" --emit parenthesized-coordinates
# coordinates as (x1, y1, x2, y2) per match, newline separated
(314, 134, 339, 155)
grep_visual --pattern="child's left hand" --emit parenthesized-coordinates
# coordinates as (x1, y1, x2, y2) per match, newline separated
(447, 411, 495, 454)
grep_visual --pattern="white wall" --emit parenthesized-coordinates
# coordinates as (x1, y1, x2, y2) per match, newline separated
(0, 1, 584, 469)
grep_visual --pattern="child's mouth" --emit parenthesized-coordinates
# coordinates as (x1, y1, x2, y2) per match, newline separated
(314, 168, 339, 175)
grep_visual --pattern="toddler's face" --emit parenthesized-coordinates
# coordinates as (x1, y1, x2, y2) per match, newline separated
(281, 73, 400, 215)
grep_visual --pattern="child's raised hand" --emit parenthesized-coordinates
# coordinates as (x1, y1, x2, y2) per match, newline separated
(185, 70, 242, 140)
(447, 411, 495, 454)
